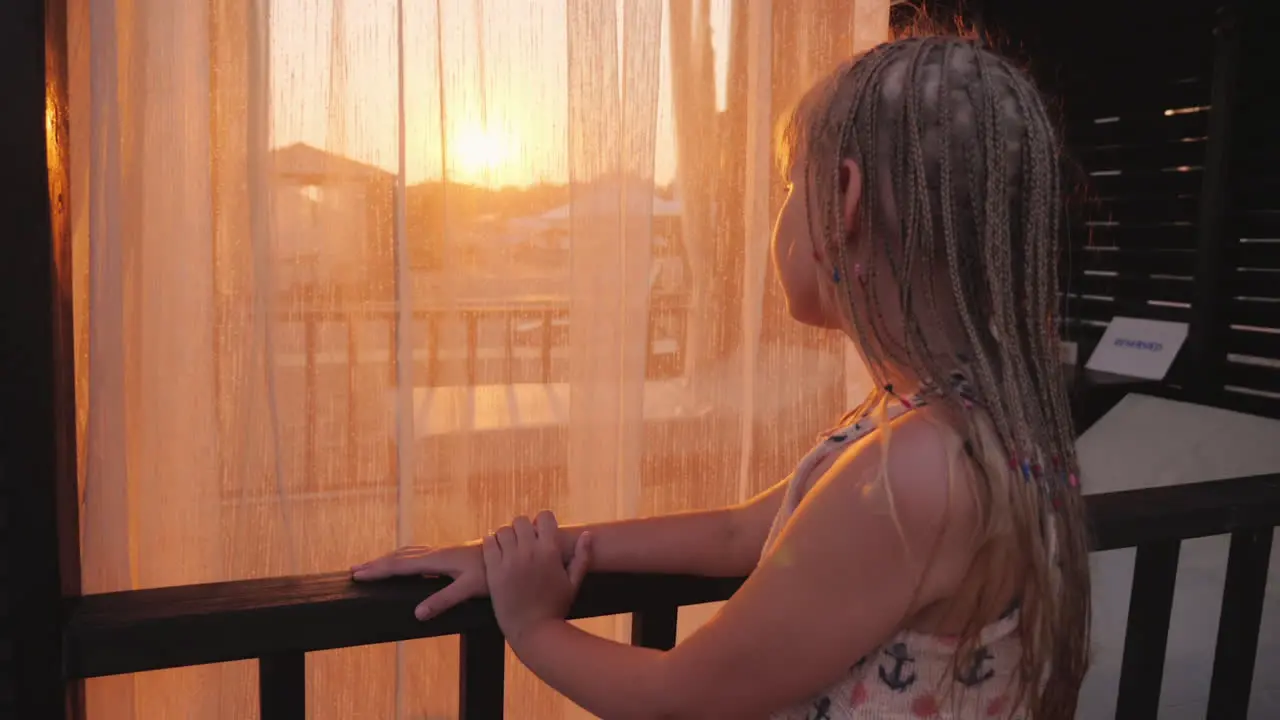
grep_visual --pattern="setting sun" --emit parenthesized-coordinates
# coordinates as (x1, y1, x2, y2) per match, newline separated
(450, 125, 511, 183)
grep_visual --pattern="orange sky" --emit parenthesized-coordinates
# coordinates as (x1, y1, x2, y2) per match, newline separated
(269, 0, 732, 187)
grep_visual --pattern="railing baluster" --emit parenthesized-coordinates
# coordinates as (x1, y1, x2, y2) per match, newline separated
(466, 312, 479, 386)
(346, 310, 357, 485)
(459, 626, 505, 720)
(504, 312, 515, 384)
(644, 305, 656, 381)
(304, 310, 318, 492)
(541, 310, 553, 383)
(1115, 540, 1181, 719)
(428, 312, 440, 387)
(631, 605, 679, 650)
(677, 305, 689, 376)
(1207, 527, 1274, 719)
(387, 312, 397, 384)
(259, 652, 305, 720)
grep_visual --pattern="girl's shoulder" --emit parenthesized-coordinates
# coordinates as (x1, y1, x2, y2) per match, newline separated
(836, 407, 974, 504)
(802, 407, 983, 583)
(815, 404, 973, 500)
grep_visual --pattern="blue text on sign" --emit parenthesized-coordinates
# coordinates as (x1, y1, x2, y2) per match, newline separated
(1113, 338, 1164, 352)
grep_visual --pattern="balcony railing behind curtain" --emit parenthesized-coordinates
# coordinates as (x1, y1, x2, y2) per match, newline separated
(272, 288, 691, 389)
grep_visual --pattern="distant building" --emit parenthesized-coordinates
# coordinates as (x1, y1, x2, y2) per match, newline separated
(271, 143, 397, 296)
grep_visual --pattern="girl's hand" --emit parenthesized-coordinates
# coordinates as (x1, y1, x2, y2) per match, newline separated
(351, 542, 487, 621)
(483, 511, 592, 645)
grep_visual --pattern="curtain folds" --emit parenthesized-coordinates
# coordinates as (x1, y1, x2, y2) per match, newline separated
(69, 1, 887, 717)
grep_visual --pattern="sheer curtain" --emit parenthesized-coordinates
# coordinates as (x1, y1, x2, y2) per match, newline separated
(68, 0, 888, 718)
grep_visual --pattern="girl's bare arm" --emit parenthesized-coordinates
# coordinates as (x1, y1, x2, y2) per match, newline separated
(553, 477, 789, 578)
(352, 478, 789, 619)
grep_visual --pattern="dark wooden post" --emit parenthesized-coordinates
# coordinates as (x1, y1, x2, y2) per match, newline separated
(458, 626, 506, 720)
(1115, 541, 1181, 717)
(631, 606, 679, 651)
(1185, 1, 1242, 402)
(259, 652, 307, 720)
(1207, 528, 1274, 718)
(0, 0, 83, 718)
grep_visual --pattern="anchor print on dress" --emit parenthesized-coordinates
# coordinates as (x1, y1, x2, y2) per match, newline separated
(956, 645, 996, 687)
(806, 696, 832, 720)
(846, 651, 874, 708)
(878, 642, 918, 692)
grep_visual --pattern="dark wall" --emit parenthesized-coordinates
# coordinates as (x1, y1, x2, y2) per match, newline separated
(1219, 2, 1280, 415)
(974, 0, 1280, 417)
(995, 0, 1219, 376)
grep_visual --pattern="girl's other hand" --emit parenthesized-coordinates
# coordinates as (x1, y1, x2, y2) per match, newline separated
(483, 511, 592, 646)
(351, 542, 486, 621)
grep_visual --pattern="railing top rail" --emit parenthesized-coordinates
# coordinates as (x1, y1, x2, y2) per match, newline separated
(267, 291, 693, 317)
(63, 473, 1280, 681)
(64, 572, 741, 680)
(1089, 473, 1280, 550)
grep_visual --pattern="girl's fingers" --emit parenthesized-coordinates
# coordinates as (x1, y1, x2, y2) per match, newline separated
(512, 516, 537, 546)
(494, 525, 517, 553)
(414, 577, 476, 621)
(567, 532, 592, 589)
(351, 546, 435, 580)
(482, 533, 501, 568)
(351, 556, 405, 580)
(533, 510, 558, 542)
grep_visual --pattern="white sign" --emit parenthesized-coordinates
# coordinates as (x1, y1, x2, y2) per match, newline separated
(1085, 316, 1189, 381)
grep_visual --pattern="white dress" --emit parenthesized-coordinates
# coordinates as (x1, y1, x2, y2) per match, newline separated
(761, 400, 1029, 720)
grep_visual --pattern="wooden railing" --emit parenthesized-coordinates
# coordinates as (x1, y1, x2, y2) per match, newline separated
(272, 289, 691, 388)
(63, 473, 1279, 720)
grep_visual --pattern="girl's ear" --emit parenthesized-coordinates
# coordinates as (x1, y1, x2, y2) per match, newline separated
(840, 159, 863, 238)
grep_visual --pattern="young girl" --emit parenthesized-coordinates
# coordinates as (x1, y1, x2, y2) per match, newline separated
(354, 35, 1090, 720)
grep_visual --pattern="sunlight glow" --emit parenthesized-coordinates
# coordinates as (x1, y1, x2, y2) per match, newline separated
(268, 0, 687, 187)
(450, 125, 511, 183)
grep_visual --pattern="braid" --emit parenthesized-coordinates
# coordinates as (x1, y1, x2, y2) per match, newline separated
(950, 58, 1015, 442)
(1016, 80, 1052, 421)
(974, 49, 1034, 457)
(782, 34, 1091, 720)
(900, 41, 936, 371)
(1017, 78, 1078, 468)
